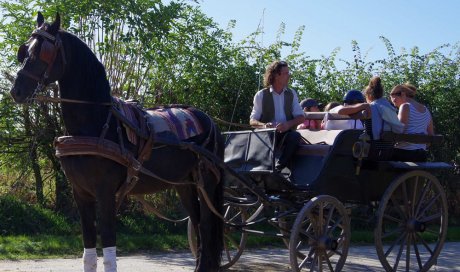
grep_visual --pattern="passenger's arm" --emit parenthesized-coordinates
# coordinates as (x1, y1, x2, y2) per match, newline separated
(398, 103, 410, 126)
(337, 103, 370, 116)
(427, 118, 434, 136)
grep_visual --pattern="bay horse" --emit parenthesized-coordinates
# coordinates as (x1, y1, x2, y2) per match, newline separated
(10, 12, 223, 272)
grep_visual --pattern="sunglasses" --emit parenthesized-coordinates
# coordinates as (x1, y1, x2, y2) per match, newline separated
(390, 92, 402, 97)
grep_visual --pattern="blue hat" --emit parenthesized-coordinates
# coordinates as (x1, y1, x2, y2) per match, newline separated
(300, 98, 319, 109)
(343, 90, 365, 104)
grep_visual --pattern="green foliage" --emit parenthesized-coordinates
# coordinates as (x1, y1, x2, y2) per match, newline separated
(0, 0, 459, 233)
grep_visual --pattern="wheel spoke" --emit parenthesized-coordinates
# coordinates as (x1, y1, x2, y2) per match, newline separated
(325, 251, 335, 272)
(327, 217, 344, 236)
(223, 205, 231, 218)
(419, 212, 442, 223)
(411, 176, 419, 217)
(389, 195, 407, 220)
(415, 232, 435, 255)
(401, 181, 411, 218)
(417, 193, 442, 220)
(385, 231, 407, 257)
(415, 179, 431, 216)
(382, 226, 404, 239)
(383, 213, 403, 224)
(412, 233, 423, 270)
(318, 203, 324, 235)
(298, 249, 313, 270)
(227, 210, 243, 223)
(406, 233, 411, 272)
(300, 222, 316, 241)
(301, 248, 316, 271)
(392, 233, 407, 271)
(324, 205, 336, 234)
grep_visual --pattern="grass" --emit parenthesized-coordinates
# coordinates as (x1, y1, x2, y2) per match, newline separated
(1, 195, 459, 260)
(2, 227, 459, 260)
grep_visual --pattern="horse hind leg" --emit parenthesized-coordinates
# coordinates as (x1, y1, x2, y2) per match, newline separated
(176, 184, 201, 268)
(196, 171, 224, 272)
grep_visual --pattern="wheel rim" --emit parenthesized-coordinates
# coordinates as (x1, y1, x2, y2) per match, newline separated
(374, 170, 448, 272)
(289, 195, 350, 271)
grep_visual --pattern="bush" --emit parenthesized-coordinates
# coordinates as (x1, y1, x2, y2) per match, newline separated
(0, 195, 76, 235)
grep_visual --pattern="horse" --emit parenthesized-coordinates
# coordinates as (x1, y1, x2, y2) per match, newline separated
(10, 12, 224, 272)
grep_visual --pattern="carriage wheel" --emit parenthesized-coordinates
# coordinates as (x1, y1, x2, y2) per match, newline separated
(289, 195, 350, 272)
(187, 189, 248, 270)
(374, 170, 448, 272)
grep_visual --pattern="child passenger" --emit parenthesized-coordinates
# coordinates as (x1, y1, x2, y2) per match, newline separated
(297, 98, 321, 130)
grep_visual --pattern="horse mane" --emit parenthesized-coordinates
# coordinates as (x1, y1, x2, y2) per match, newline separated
(58, 29, 111, 102)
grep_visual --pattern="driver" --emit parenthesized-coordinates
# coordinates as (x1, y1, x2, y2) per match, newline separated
(249, 60, 305, 172)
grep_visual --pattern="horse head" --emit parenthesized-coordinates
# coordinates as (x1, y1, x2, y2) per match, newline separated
(10, 12, 66, 103)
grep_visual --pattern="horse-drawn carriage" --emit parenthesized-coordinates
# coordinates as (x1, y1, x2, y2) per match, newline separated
(189, 112, 452, 272)
(10, 12, 453, 272)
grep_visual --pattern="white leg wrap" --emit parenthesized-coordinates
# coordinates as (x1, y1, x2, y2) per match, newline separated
(82, 248, 97, 272)
(103, 246, 117, 272)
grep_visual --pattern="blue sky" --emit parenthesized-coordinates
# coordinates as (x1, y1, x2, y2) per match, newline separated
(195, 0, 460, 61)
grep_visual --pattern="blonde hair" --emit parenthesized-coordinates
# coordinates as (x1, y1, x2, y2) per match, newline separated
(402, 83, 417, 97)
(391, 84, 416, 98)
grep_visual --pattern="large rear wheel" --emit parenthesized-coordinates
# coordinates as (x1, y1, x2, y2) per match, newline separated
(289, 195, 350, 271)
(374, 170, 448, 272)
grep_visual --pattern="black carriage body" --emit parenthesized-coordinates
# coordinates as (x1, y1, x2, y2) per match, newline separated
(223, 128, 450, 203)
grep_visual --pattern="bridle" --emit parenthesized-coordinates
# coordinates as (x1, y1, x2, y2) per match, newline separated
(17, 27, 113, 106)
(18, 26, 67, 102)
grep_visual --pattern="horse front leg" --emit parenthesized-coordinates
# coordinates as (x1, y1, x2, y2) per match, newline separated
(73, 188, 98, 272)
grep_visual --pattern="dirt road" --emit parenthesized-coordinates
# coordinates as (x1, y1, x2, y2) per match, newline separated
(0, 242, 459, 271)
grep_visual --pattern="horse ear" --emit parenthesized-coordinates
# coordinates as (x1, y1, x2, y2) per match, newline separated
(49, 13, 61, 34)
(37, 12, 44, 27)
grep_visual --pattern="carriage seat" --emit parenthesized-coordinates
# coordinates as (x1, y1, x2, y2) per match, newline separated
(296, 129, 343, 156)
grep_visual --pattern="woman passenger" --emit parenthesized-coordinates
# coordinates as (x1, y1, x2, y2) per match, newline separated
(337, 76, 404, 140)
(389, 83, 433, 162)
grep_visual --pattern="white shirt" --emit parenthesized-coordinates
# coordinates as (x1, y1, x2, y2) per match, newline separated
(324, 105, 364, 130)
(250, 87, 304, 123)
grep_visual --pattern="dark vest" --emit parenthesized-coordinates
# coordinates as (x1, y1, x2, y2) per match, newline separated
(260, 88, 294, 123)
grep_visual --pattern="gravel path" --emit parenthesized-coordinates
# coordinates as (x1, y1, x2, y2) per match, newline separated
(0, 242, 458, 271)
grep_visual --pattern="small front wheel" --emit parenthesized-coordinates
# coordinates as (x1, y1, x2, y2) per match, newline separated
(289, 195, 350, 271)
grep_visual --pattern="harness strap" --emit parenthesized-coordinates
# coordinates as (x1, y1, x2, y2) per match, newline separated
(134, 195, 189, 223)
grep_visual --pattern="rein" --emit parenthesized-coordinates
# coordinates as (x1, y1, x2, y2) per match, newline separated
(34, 95, 113, 106)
